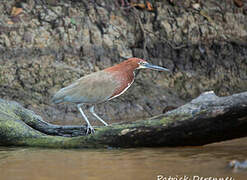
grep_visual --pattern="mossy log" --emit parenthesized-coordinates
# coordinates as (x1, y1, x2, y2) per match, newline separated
(0, 91, 247, 148)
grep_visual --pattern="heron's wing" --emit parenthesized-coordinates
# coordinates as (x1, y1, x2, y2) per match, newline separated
(52, 71, 119, 104)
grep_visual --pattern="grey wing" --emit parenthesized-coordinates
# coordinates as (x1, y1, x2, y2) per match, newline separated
(52, 71, 119, 104)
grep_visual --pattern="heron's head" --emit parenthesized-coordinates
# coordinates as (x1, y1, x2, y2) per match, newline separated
(127, 58, 170, 72)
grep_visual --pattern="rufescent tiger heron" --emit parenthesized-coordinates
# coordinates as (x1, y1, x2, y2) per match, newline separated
(52, 58, 170, 134)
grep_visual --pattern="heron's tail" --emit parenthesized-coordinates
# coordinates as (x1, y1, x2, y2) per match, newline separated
(51, 96, 64, 104)
(51, 88, 67, 104)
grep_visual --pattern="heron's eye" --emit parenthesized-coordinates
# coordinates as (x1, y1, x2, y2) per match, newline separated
(139, 61, 146, 65)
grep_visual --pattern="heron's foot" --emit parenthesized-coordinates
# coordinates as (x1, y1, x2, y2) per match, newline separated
(86, 124, 95, 135)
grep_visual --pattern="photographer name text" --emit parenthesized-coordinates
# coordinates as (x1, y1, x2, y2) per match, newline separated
(157, 175, 234, 180)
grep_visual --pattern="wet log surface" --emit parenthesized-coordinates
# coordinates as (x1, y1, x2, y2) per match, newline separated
(0, 91, 246, 148)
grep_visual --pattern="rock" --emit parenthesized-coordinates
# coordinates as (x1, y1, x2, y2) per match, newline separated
(23, 31, 34, 43)
(160, 20, 172, 36)
(0, 34, 11, 47)
(229, 160, 247, 171)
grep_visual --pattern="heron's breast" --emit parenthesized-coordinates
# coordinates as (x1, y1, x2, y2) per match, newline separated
(108, 71, 135, 100)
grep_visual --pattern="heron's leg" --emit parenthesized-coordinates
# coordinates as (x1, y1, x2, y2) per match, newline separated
(77, 104, 94, 134)
(89, 106, 108, 126)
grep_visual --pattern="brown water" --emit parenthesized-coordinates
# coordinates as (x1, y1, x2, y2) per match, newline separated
(0, 138, 247, 180)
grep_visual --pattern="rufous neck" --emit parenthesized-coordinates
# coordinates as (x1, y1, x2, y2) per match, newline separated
(105, 62, 138, 74)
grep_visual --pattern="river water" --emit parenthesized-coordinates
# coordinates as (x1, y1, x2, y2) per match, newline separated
(0, 138, 246, 180)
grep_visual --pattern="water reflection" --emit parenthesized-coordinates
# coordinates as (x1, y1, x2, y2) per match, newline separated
(0, 138, 246, 180)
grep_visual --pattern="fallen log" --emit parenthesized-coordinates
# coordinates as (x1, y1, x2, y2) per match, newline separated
(0, 91, 246, 148)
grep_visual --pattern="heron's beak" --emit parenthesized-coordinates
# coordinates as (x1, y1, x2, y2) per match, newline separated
(143, 63, 170, 72)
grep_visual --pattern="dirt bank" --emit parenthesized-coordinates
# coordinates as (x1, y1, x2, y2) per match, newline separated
(0, 0, 246, 125)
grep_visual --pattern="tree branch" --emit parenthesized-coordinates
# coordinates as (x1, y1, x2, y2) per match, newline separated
(0, 91, 246, 148)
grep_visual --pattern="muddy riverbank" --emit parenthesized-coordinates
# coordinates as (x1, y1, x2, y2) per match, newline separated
(0, 0, 246, 124)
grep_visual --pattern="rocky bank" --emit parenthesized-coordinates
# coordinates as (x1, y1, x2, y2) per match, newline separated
(0, 0, 246, 125)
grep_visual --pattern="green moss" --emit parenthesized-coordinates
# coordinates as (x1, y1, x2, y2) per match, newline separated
(0, 98, 211, 149)
(159, 117, 174, 125)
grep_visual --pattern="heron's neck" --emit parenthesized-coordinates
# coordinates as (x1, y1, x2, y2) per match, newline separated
(105, 63, 137, 74)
